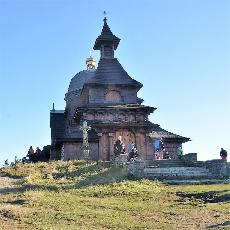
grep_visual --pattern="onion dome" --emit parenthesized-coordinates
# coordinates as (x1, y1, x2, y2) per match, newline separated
(86, 55, 96, 70)
(68, 70, 95, 93)
(68, 55, 96, 93)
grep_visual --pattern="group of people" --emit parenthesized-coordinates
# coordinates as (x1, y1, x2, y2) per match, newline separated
(26, 146, 42, 163)
(154, 139, 171, 160)
(24, 143, 228, 164)
(22, 145, 51, 163)
(128, 142, 138, 161)
(155, 145, 228, 161)
(114, 138, 139, 161)
(154, 149, 171, 160)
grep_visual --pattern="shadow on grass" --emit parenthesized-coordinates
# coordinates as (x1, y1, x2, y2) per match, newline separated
(65, 165, 128, 189)
(53, 161, 112, 179)
(206, 220, 230, 228)
(3, 199, 27, 205)
(176, 190, 230, 203)
(0, 163, 128, 194)
(0, 171, 23, 179)
(0, 183, 59, 194)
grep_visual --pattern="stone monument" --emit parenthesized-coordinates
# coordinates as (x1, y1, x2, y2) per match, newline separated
(80, 121, 91, 160)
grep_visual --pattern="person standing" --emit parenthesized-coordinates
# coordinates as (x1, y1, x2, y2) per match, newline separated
(27, 146, 35, 162)
(35, 147, 41, 162)
(220, 148, 228, 161)
(35, 147, 41, 156)
(177, 146, 183, 160)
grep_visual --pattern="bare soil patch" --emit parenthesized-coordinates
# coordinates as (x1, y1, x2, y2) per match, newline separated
(0, 177, 19, 192)
(176, 190, 230, 203)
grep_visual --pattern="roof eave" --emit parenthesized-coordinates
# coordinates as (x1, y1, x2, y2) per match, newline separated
(163, 137, 191, 143)
(93, 37, 121, 50)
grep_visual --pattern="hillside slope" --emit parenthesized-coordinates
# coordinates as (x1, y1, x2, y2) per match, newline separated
(0, 161, 229, 229)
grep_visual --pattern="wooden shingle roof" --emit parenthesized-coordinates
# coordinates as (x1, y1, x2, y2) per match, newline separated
(68, 70, 95, 92)
(93, 17, 120, 50)
(149, 127, 190, 143)
(85, 58, 142, 89)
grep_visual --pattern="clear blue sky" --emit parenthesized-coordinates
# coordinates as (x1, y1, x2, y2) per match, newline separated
(0, 0, 229, 165)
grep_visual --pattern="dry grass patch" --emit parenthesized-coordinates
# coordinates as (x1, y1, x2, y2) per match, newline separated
(0, 161, 229, 229)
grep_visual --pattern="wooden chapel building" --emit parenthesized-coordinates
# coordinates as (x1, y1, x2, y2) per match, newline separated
(50, 18, 189, 161)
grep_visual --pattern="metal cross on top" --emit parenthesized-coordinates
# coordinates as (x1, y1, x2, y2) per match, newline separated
(103, 11, 107, 22)
(80, 121, 91, 160)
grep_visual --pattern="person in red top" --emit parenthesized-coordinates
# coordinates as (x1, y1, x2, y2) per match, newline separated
(27, 146, 35, 162)
(28, 146, 34, 155)
(220, 148, 228, 161)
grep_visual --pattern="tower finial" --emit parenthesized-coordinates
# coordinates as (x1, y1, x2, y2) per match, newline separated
(93, 15, 120, 57)
(103, 11, 107, 22)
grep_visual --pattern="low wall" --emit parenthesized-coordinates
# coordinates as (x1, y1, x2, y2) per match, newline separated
(181, 153, 229, 178)
(204, 160, 230, 178)
(181, 153, 197, 162)
(115, 154, 128, 166)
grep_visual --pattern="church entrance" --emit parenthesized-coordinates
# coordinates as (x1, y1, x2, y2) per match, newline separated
(114, 129, 136, 154)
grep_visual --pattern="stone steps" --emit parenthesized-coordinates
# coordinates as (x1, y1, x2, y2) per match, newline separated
(128, 159, 229, 184)
(162, 179, 230, 185)
(144, 166, 214, 180)
(146, 160, 186, 168)
(144, 167, 210, 173)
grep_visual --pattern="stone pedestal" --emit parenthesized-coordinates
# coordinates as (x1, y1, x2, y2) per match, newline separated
(115, 153, 128, 166)
(127, 159, 145, 178)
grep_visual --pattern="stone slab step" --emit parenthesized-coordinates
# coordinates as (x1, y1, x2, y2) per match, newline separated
(145, 171, 212, 175)
(143, 166, 214, 179)
(147, 160, 186, 168)
(145, 173, 212, 177)
(146, 175, 215, 180)
(150, 165, 186, 168)
(162, 179, 230, 185)
(144, 167, 211, 173)
(148, 160, 184, 163)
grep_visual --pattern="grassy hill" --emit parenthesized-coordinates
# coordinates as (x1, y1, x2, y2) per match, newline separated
(0, 161, 229, 229)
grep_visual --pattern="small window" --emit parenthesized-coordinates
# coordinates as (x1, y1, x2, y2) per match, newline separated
(105, 90, 122, 103)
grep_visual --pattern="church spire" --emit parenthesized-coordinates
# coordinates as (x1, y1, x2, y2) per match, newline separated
(93, 17, 120, 59)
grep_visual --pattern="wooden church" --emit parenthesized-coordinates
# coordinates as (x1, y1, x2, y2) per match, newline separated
(50, 18, 189, 161)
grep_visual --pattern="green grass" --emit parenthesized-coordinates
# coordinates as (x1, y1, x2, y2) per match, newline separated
(0, 161, 229, 229)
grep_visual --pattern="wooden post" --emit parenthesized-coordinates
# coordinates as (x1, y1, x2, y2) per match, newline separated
(108, 133, 114, 161)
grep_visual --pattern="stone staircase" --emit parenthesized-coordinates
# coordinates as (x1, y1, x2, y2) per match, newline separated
(144, 166, 214, 180)
(143, 160, 227, 184)
(146, 160, 186, 168)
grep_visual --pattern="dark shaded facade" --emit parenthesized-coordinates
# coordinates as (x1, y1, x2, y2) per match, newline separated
(50, 18, 189, 161)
